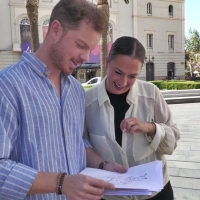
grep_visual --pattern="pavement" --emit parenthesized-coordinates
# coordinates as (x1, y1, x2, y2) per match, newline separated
(165, 100, 200, 200)
(161, 89, 200, 104)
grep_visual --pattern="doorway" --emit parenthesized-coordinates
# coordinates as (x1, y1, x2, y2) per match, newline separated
(146, 62, 154, 81)
(167, 62, 175, 79)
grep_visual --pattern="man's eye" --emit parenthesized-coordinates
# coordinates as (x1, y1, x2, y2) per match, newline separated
(76, 43, 85, 49)
(115, 71, 121, 74)
(129, 76, 136, 79)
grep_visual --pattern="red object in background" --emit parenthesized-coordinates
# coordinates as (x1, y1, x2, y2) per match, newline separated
(166, 76, 171, 80)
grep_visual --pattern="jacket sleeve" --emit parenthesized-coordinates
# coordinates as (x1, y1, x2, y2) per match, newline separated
(149, 89, 180, 155)
(0, 93, 38, 200)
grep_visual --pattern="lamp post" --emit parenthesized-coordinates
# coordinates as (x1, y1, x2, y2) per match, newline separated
(145, 55, 155, 81)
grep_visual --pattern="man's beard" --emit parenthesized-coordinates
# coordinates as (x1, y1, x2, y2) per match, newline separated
(48, 42, 69, 74)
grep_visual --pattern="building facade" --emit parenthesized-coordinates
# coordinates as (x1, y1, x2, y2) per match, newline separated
(0, 0, 185, 82)
(0, 0, 57, 70)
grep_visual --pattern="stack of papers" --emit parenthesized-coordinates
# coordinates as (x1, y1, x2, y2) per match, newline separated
(80, 160, 163, 196)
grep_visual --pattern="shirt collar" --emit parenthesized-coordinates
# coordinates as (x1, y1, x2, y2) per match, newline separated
(126, 80, 138, 104)
(97, 76, 139, 106)
(21, 52, 50, 78)
(97, 76, 110, 107)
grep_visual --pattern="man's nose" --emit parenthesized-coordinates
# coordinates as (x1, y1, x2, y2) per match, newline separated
(80, 51, 90, 62)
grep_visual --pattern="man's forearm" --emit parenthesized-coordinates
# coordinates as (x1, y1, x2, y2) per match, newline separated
(29, 172, 59, 194)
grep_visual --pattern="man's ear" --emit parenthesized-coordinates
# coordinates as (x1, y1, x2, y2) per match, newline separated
(50, 20, 62, 40)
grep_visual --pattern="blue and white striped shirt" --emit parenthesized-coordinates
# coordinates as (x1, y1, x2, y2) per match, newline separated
(0, 52, 91, 199)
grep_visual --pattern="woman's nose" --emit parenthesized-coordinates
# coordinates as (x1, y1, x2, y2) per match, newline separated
(120, 76, 128, 87)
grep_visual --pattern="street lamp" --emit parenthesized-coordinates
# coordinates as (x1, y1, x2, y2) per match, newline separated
(145, 55, 155, 81)
(145, 55, 155, 63)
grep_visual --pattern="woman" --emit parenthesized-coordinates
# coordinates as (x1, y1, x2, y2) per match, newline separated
(84, 36, 180, 200)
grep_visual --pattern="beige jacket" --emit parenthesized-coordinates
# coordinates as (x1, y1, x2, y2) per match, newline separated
(85, 78, 180, 200)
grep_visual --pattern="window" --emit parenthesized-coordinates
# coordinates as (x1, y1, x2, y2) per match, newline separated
(109, 0, 112, 8)
(147, 34, 153, 48)
(147, 3, 152, 15)
(168, 35, 174, 50)
(89, 78, 98, 84)
(107, 23, 113, 44)
(169, 5, 173, 17)
(20, 18, 31, 43)
(79, 73, 84, 83)
(43, 20, 49, 41)
(90, 0, 97, 4)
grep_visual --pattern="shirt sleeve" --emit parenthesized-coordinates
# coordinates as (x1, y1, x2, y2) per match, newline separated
(83, 121, 92, 148)
(83, 138, 92, 148)
(149, 88, 180, 155)
(0, 94, 38, 200)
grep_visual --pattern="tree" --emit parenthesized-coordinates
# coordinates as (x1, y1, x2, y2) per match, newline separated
(25, 0, 40, 52)
(185, 29, 200, 77)
(97, 0, 129, 79)
(185, 29, 200, 53)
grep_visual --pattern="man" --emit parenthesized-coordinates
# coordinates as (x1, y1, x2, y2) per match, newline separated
(0, 0, 126, 199)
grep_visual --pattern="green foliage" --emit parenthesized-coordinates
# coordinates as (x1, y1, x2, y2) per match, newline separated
(185, 29, 200, 73)
(151, 80, 200, 90)
(124, 0, 129, 4)
(185, 29, 200, 53)
(83, 80, 200, 90)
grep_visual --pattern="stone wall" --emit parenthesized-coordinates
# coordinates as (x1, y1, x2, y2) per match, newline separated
(0, 51, 21, 71)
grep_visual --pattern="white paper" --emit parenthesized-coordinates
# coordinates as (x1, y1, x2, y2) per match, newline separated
(80, 160, 163, 196)
(104, 188, 152, 196)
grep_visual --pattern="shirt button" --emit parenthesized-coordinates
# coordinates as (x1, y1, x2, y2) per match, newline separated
(39, 72, 43, 77)
(65, 132, 68, 135)
(52, 84, 55, 88)
(45, 71, 50, 76)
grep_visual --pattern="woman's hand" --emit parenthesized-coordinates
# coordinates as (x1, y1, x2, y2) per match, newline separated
(103, 162, 127, 173)
(120, 117, 155, 134)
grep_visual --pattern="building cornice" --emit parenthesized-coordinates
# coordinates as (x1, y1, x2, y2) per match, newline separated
(110, 8, 119, 14)
(158, 0, 184, 2)
(133, 15, 184, 21)
(9, 3, 54, 9)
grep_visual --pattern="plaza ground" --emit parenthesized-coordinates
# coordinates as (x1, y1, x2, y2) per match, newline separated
(167, 102, 200, 200)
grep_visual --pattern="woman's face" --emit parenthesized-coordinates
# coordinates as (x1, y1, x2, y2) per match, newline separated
(105, 55, 143, 94)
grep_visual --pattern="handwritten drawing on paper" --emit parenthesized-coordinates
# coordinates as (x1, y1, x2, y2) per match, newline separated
(80, 160, 163, 193)
(105, 173, 147, 184)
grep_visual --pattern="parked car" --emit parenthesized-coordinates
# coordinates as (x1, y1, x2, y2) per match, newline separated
(82, 77, 101, 86)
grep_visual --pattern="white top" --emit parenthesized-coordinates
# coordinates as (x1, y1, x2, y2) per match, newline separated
(85, 77, 180, 200)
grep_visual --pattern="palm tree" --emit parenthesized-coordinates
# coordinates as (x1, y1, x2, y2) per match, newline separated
(25, 0, 40, 52)
(97, 0, 129, 79)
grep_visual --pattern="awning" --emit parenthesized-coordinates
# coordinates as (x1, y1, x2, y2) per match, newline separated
(77, 63, 100, 69)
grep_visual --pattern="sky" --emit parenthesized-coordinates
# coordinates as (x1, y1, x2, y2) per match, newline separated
(185, 0, 200, 37)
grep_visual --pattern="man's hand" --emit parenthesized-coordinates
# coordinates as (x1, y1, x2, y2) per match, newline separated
(62, 174, 115, 200)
